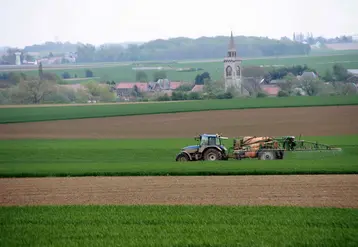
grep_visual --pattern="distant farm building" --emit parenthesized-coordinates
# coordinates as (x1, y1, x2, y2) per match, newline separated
(297, 71, 318, 80)
(115, 80, 184, 98)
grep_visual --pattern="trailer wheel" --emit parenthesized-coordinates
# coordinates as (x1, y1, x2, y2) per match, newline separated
(176, 153, 190, 162)
(235, 154, 241, 160)
(276, 150, 284, 159)
(203, 148, 222, 161)
(258, 151, 275, 160)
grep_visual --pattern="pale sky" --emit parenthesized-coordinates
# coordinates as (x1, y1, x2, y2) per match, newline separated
(1, 0, 357, 48)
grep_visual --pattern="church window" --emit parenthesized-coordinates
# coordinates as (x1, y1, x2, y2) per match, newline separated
(226, 66, 232, 77)
(236, 66, 241, 76)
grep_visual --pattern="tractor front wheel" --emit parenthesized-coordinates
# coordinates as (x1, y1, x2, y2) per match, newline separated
(176, 153, 190, 162)
(203, 148, 222, 161)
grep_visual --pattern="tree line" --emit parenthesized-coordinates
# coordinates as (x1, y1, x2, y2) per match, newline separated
(75, 36, 310, 62)
(2, 35, 311, 64)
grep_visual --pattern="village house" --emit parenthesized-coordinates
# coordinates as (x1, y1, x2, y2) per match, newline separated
(260, 84, 281, 96)
(115, 79, 184, 99)
(297, 71, 318, 80)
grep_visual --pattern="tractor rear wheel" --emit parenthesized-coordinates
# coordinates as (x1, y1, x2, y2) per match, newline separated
(176, 153, 190, 162)
(258, 151, 275, 160)
(203, 148, 222, 161)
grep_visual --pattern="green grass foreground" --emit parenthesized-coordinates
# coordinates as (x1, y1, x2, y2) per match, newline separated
(0, 135, 357, 177)
(1, 95, 358, 123)
(1, 205, 357, 247)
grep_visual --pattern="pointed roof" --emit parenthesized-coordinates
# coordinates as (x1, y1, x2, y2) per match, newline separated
(228, 31, 236, 50)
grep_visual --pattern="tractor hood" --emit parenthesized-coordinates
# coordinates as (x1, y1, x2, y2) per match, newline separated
(182, 145, 199, 151)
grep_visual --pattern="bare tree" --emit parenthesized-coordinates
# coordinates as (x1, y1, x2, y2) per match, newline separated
(276, 75, 299, 95)
(242, 77, 262, 96)
(300, 79, 323, 96)
(332, 82, 358, 95)
(13, 79, 55, 104)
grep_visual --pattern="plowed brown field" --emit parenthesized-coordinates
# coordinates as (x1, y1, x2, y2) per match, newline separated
(1, 175, 358, 208)
(1, 105, 357, 139)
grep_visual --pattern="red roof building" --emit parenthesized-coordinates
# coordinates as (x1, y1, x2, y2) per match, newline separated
(260, 84, 281, 96)
(169, 82, 183, 90)
(115, 82, 148, 91)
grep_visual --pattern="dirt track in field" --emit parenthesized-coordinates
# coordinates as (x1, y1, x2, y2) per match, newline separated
(1, 105, 357, 139)
(1, 175, 357, 208)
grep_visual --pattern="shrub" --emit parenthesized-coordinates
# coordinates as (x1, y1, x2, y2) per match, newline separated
(277, 90, 289, 97)
(62, 72, 71, 79)
(136, 71, 148, 82)
(175, 84, 193, 92)
(187, 92, 201, 100)
(171, 91, 188, 101)
(157, 93, 171, 101)
(216, 92, 233, 99)
(85, 69, 94, 78)
(256, 92, 267, 98)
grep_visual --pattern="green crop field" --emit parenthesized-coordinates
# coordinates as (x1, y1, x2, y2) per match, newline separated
(1, 135, 357, 178)
(4, 52, 358, 83)
(1, 205, 357, 247)
(1, 95, 358, 124)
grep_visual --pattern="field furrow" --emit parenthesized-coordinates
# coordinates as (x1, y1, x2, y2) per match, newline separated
(1, 175, 357, 208)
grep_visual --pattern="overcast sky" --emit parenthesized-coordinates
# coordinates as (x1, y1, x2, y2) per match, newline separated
(1, 0, 357, 48)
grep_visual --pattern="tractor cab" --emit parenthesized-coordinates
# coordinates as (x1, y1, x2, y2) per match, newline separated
(197, 134, 224, 147)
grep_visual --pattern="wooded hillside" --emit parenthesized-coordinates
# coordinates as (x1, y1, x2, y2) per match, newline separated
(18, 35, 311, 62)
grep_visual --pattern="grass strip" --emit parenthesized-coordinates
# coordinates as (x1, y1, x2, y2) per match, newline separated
(0, 135, 357, 178)
(1, 205, 357, 247)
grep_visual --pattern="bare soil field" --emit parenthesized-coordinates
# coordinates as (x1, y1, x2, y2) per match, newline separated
(1, 175, 357, 208)
(1, 105, 357, 139)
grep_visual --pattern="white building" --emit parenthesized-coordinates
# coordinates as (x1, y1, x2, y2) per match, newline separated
(223, 32, 243, 94)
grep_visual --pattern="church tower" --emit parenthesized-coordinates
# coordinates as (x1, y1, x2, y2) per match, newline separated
(224, 31, 242, 93)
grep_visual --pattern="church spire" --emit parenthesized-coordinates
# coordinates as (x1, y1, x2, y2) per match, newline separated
(228, 31, 236, 50)
(227, 31, 236, 57)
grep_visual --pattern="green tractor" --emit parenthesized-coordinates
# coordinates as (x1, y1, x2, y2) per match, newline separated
(175, 134, 229, 161)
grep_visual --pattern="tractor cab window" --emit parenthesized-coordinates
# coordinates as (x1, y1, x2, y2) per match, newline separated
(208, 136, 221, 146)
(209, 137, 220, 146)
(208, 137, 216, 145)
(216, 138, 221, 146)
(200, 136, 221, 146)
(200, 136, 208, 146)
